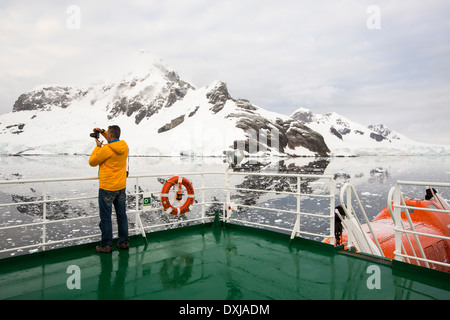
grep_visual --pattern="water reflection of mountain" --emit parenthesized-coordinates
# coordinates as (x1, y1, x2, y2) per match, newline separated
(11, 194, 93, 220)
(369, 167, 389, 183)
(231, 158, 330, 206)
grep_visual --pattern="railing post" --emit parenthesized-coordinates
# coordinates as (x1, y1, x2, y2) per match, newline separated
(329, 178, 335, 245)
(346, 185, 352, 216)
(201, 173, 206, 222)
(131, 176, 147, 240)
(135, 176, 139, 212)
(290, 176, 301, 239)
(392, 183, 403, 262)
(344, 185, 355, 248)
(225, 169, 231, 222)
(42, 181, 47, 252)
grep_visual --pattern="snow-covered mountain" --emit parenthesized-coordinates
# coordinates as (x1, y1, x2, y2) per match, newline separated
(291, 108, 449, 156)
(0, 52, 448, 157)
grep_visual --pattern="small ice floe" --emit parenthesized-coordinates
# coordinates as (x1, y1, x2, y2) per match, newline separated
(371, 167, 386, 175)
(334, 170, 350, 180)
(361, 192, 380, 197)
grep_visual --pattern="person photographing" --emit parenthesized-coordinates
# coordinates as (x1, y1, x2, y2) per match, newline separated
(89, 125, 129, 253)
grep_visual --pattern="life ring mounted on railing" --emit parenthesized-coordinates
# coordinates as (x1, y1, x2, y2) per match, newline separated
(160, 176, 195, 215)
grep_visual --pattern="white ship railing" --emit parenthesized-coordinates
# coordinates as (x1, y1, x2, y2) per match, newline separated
(389, 181, 450, 271)
(0, 172, 222, 256)
(224, 171, 335, 241)
(2, 170, 449, 271)
(338, 183, 384, 256)
(0, 171, 336, 257)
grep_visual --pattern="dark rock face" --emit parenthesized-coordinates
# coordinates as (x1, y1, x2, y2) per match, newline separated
(232, 114, 282, 152)
(197, 81, 331, 157)
(12, 70, 194, 126)
(227, 112, 330, 156)
(285, 121, 330, 156)
(368, 124, 399, 140)
(330, 127, 343, 140)
(235, 99, 257, 112)
(5, 123, 25, 135)
(106, 70, 194, 124)
(188, 106, 200, 117)
(158, 115, 185, 133)
(207, 81, 232, 114)
(370, 132, 387, 142)
(13, 87, 85, 112)
(108, 98, 144, 120)
(291, 109, 314, 124)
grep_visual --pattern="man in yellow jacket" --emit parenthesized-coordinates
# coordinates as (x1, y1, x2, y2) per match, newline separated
(89, 125, 129, 253)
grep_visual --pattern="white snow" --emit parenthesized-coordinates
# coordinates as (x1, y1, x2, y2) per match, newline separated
(290, 107, 450, 157)
(0, 54, 449, 157)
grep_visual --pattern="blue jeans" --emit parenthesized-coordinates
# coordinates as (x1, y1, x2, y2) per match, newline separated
(98, 188, 129, 247)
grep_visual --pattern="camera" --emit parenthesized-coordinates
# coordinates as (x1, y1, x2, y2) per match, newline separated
(90, 130, 100, 139)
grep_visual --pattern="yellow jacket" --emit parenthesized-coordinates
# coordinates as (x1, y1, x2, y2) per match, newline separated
(89, 131, 129, 191)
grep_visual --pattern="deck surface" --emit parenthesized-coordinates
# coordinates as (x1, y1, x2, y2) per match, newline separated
(0, 222, 449, 300)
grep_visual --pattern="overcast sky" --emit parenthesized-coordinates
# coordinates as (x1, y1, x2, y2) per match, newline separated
(1, 0, 449, 144)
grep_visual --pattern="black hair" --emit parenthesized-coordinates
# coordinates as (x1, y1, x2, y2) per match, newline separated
(108, 125, 121, 139)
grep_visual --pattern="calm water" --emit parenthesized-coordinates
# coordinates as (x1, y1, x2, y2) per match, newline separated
(1, 155, 449, 257)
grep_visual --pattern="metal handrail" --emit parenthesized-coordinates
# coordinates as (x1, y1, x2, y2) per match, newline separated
(0, 170, 337, 257)
(338, 183, 384, 256)
(390, 181, 450, 271)
(225, 170, 336, 242)
(0, 172, 223, 256)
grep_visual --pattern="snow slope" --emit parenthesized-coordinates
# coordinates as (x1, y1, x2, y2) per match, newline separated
(1, 52, 448, 157)
(291, 108, 450, 156)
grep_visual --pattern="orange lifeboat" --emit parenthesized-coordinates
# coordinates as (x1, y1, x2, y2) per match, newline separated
(327, 189, 450, 273)
(160, 176, 195, 215)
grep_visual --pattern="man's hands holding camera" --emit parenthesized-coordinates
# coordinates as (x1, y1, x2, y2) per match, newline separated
(91, 128, 105, 148)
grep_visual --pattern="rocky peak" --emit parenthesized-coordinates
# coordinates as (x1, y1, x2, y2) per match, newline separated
(368, 124, 400, 140)
(12, 86, 86, 112)
(11, 56, 196, 125)
(106, 68, 195, 124)
(291, 108, 315, 124)
(207, 81, 232, 114)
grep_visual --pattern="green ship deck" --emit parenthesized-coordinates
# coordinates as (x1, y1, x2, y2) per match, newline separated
(0, 219, 449, 301)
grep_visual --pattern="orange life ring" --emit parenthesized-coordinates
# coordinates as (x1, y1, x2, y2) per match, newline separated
(160, 176, 195, 215)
